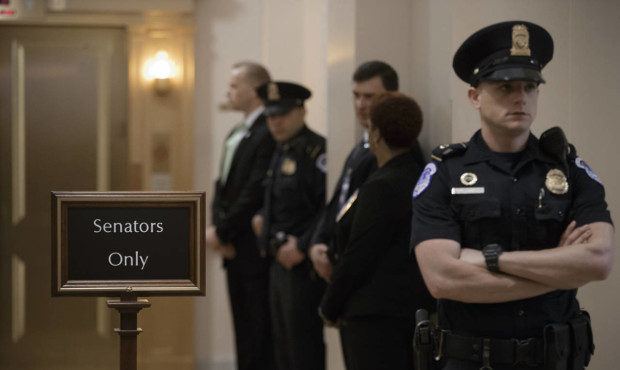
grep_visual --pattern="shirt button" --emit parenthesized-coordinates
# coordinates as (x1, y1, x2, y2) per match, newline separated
(513, 177, 518, 183)
(515, 208, 522, 215)
(518, 310, 525, 317)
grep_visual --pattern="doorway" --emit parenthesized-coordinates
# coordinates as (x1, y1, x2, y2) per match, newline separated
(0, 25, 128, 369)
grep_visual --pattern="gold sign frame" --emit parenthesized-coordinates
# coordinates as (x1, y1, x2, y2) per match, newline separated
(51, 191, 206, 296)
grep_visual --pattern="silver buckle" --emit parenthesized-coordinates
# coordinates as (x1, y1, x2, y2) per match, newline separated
(479, 338, 493, 370)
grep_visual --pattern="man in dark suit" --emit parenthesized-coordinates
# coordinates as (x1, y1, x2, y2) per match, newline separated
(309, 61, 426, 281)
(206, 61, 275, 370)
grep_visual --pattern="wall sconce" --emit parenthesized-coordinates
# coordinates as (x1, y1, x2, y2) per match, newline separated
(145, 51, 175, 95)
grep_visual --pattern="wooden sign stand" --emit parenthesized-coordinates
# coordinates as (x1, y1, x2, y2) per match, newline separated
(51, 192, 206, 369)
(107, 294, 151, 370)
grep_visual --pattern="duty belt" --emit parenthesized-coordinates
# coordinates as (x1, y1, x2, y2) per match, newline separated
(439, 331, 544, 369)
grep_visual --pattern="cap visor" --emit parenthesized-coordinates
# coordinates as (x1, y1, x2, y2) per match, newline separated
(484, 67, 545, 83)
(264, 103, 296, 116)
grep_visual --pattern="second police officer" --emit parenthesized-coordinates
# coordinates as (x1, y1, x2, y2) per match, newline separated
(254, 81, 327, 370)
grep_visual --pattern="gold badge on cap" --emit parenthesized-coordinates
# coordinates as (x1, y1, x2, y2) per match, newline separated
(281, 158, 296, 175)
(460, 172, 478, 186)
(545, 169, 568, 195)
(268, 82, 280, 100)
(511, 24, 531, 56)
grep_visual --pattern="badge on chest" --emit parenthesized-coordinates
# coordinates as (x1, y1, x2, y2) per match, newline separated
(545, 168, 568, 195)
(281, 158, 297, 175)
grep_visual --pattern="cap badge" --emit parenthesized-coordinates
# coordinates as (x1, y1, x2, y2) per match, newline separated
(281, 157, 296, 175)
(460, 172, 478, 186)
(510, 24, 531, 56)
(545, 169, 569, 195)
(268, 82, 280, 100)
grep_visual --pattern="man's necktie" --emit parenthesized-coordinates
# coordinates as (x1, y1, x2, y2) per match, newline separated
(220, 122, 246, 185)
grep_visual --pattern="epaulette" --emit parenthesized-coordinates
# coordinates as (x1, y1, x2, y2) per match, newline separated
(567, 143, 577, 160)
(307, 144, 322, 159)
(284, 135, 306, 155)
(286, 138, 322, 160)
(430, 142, 467, 162)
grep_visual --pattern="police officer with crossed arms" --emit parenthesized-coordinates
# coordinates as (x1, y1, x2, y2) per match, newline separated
(411, 21, 614, 370)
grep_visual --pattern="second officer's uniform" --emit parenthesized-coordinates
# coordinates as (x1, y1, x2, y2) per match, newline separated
(310, 136, 376, 260)
(256, 82, 327, 370)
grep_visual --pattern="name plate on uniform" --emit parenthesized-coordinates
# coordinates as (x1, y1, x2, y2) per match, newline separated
(51, 191, 206, 296)
(451, 187, 485, 195)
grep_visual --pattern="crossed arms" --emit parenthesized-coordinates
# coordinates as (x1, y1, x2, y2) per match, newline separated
(414, 221, 614, 303)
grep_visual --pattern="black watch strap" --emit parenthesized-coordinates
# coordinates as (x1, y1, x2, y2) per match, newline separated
(483, 243, 503, 272)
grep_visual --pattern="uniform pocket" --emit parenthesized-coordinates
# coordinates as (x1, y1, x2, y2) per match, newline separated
(534, 198, 571, 245)
(535, 198, 570, 221)
(455, 197, 501, 248)
(278, 175, 297, 190)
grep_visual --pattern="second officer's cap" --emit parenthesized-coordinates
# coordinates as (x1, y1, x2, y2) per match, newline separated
(453, 20, 554, 86)
(256, 81, 312, 116)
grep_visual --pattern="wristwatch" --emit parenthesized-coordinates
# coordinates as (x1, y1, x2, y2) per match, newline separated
(482, 243, 503, 272)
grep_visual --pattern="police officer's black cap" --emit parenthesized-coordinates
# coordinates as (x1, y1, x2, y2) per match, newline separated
(256, 81, 312, 116)
(453, 21, 553, 86)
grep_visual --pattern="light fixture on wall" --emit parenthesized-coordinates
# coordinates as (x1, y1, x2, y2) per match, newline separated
(145, 51, 175, 95)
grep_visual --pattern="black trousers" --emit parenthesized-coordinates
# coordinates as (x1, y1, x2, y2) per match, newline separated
(226, 259, 273, 370)
(270, 261, 326, 370)
(339, 316, 414, 370)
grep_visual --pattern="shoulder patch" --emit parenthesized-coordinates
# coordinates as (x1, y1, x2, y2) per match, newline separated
(413, 162, 437, 198)
(575, 157, 602, 185)
(315, 153, 327, 173)
(430, 142, 467, 162)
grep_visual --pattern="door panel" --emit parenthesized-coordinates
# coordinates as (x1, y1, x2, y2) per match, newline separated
(0, 26, 127, 370)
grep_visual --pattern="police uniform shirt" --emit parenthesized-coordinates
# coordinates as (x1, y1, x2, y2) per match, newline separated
(411, 130, 612, 339)
(265, 125, 326, 254)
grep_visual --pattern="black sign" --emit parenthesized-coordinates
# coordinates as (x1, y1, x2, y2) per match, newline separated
(67, 206, 190, 280)
(52, 192, 206, 296)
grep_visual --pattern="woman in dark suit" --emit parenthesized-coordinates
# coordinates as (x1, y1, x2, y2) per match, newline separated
(319, 92, 435, 370)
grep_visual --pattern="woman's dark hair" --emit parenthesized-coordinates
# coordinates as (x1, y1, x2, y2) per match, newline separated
(369, 92, 423, 148)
